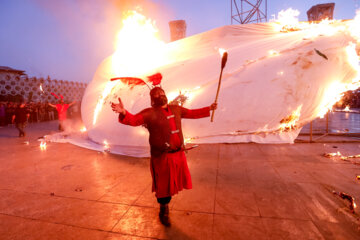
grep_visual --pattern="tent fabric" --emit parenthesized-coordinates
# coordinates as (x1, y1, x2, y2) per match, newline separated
(80, 21, 359, 157)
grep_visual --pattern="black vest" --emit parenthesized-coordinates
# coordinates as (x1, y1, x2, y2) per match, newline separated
(140, 105, 184, 157)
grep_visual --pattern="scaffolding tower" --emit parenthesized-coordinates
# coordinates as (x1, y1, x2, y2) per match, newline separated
(231, 0, 267, 24)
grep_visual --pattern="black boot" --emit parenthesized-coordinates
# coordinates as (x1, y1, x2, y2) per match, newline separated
(159, 204, 171, 227)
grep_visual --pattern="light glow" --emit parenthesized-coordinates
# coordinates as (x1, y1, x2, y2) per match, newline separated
(92, 11, 167, 126)
(279, 105, 302, 131)
(40, 141, 47, 150)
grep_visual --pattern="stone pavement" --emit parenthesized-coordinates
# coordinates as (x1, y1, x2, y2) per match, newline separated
(0, 121, 359, 239)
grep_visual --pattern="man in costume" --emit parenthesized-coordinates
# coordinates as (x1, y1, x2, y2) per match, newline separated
(12, 101, 30, 137)
(111, 86, 217, 226)
(48, 99, 76, 131)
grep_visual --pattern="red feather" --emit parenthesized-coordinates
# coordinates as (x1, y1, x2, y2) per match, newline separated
(147, 73, 162, 86)
(110, 77, 146, 90)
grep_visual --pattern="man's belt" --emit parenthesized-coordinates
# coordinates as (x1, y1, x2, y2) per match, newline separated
(166, 147, 182, 153)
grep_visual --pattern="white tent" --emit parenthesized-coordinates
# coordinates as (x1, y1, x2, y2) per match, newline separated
(80, 20, 360, 157)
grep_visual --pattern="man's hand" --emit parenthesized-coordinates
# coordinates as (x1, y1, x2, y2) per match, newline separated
(210, 102, 217, 111)
(111, 98, 126, 114)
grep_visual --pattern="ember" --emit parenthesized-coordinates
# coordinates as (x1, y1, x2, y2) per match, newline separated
(40, 141, 47, 150)
(103, 140, 110, 151)
(323, 152, 360, 165)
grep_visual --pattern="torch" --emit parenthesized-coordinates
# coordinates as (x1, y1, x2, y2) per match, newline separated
(211, 49, 228, 122)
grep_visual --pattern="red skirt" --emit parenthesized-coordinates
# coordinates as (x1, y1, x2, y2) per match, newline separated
(150, 151, 192, 198)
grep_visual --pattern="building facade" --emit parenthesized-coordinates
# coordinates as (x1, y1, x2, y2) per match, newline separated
(0, 66, 87, 103)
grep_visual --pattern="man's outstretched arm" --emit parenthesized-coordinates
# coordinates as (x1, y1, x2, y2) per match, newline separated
(181, 103, 217, 119)
(48, 103, 56, 108)
(111, 98, 144, 126)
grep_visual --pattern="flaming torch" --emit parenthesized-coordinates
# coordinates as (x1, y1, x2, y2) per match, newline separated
(211, 48, 228, 122)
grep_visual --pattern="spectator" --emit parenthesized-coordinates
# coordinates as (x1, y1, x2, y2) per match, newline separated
(0, 102, 5, 126)
(12, 101, 29, 137)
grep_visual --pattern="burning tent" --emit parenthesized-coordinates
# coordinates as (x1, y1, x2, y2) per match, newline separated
(80, 11, 360, 157)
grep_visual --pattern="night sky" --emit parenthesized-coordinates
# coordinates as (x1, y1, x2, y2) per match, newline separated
(0, 0, 358, 83)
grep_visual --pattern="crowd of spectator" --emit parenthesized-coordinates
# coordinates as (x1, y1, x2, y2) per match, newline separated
(0, 101, 80, 127)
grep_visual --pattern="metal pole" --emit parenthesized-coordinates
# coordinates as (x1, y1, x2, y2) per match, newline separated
(326, 111, 329, 134)
(265, 0, 267, 21)
(231, 0, 233, 24)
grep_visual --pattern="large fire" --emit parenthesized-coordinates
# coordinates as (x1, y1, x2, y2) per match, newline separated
(112, 11, 166, 77)
(93, 11, 166, 126)
(84, 8, 360, 151)
(273, 8, 360, 121)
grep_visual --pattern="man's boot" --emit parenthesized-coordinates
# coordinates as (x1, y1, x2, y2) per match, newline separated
(159, 204, 170, 226)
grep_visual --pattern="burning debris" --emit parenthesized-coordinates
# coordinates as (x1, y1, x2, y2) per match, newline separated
(323, 151, 360, 165)
(314, 48, 328, 60)
(279, 105, 302, 131)
(40, 141, 47, 150)
(333, 191, 357, 213)
(80, 126, 87, 133)
(103, 140, 110, 152)
(323, 152, 341, 158)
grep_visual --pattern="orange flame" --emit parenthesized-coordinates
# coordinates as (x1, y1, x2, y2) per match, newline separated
(279, 105, 302, 131)
(218, 48, 227, 57)
(316, 43, 360, 118)
(112, 11, 166, 77)
(93, 11, 166, 126)
(103, 140, 110, 150)
(40, 141, 47, 150)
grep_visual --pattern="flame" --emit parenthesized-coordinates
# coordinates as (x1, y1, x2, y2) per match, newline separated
(103, 140, 110, 150)
(272, 8, 341, 37)
(218, 48, 227, 57)
(279, 105, 302, 131)
(92, 11, 166, 126)
(93, 81, 118, 125)
(268, 49, 280, 57)
(80, 126, 87, 133)
(323, 151, 341, 158)
(272, 8, 301, 32)
(112, 11, 166, 77)
(167, 85, 203, 105)
(272, 8, 360, 121)
(184, 137, 193, 145)
(39, 84, 44, 92)
(316, 43, 360, 118)
(344, 105, 350, 112)
(40, 141, 47, 150)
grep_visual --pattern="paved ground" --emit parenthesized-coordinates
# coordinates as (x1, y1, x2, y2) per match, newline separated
(0, 121, 359, 240)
